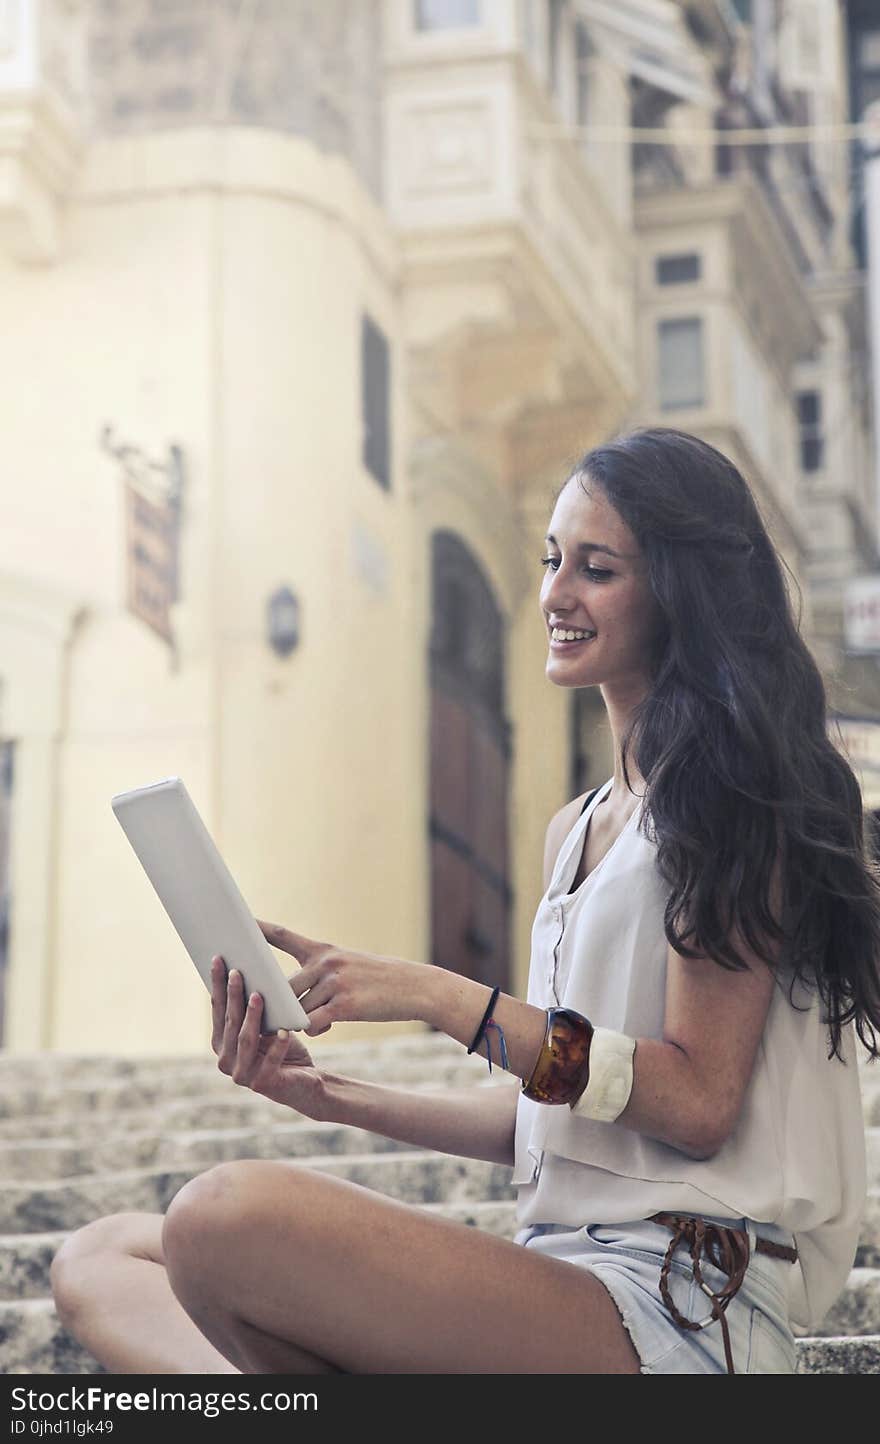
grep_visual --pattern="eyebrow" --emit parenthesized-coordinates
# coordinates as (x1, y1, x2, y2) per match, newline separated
(543, 533, 627, 560)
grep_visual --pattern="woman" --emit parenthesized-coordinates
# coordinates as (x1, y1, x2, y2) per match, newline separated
(52, 426, 879, 1374)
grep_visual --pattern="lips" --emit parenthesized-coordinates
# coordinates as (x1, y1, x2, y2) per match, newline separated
(550, 634, 596, 650)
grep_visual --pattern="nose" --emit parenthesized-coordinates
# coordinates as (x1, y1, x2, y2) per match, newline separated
(541, 563, 574, 613)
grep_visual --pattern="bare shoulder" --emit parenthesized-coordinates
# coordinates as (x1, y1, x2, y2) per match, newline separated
(542, 790, 592, 892)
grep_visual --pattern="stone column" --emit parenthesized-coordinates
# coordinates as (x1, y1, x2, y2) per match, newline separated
(0, 0, 86, 262)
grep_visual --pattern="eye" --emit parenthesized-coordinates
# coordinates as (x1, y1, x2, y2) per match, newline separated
(540, 558, 613, 581)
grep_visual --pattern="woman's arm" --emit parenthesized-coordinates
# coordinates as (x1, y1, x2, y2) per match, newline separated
(217, 805, 584, 1169)
(253, 821, 780, 1164)
(211, 958, 521, 1166)
(418, 943, 775, 1162)
(279, 843, 780, 1163)
(317, 1072, 520, 1167)
(417, 848, 782, 1160)
(311, 800, 584, 1167)
(258, 919, 774, 1164)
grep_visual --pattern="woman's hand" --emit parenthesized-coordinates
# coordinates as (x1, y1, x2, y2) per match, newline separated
(209, 955, 326, 1118)
(256, 920, 435, 1036)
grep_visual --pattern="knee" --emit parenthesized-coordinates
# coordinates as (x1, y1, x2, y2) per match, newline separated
(50, 1213, 158, 1328)
(162, 1161, 278, 1274)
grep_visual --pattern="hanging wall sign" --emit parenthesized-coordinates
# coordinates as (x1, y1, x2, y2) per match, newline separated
(101, 426, 185, 659)
(844, 573, 880, 655)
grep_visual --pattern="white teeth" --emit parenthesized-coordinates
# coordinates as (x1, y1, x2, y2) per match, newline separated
(552, 628, 595, 641)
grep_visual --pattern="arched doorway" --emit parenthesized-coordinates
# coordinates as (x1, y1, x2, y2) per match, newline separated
(428, 532, 512, 995)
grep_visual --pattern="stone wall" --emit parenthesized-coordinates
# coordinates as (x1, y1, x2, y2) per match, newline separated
(86, 0, 384, 199)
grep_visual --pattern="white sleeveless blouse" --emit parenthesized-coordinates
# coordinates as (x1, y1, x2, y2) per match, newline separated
(512, 776, 867, 1331)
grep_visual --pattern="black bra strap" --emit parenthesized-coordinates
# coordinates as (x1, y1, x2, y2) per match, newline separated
(578, 786, 601, 816)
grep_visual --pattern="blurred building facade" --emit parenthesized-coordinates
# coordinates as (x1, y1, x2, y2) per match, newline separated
(0, 0, 875, 1053)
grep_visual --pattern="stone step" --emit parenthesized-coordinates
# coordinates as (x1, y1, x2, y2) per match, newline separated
(13, 1111, 877, 1190)
(0, 1037, 469, 1094)
(0, 1049, 873, 1121)
(2, 1119, 876, 1238)
(816, 1269, 880, 1337)
(0, 1038, 876, 1376)
(0, 1231, 68, 1302)
(0, 1029, 873, 1077)
(0, 1046, 871, 1083)
(0, 1097, 295, 1141)
(1, 1299, 878, 1376)
(3, 1126, 879, 1264)
(795, 1334, 880, 1373)
(0, 1119, 422, 1181)
(0, 1201, 522, 1303)
(0, 1072, 875, 1140)
(0, 1060, 492, 1122)
(0, 1299, 103, 1376)
(0, 1150, 515, 1234)
(5, 1199, 880, 1308)
(0, 1033, 465, 1080)
(0, 1071, 871, 1130)
(0, 1081, 511, 1142)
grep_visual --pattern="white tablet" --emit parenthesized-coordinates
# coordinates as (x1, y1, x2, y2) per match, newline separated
(111, 777, 310, 1033)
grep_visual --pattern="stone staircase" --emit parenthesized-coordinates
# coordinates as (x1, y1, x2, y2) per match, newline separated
(0, 1035, 877, 1374)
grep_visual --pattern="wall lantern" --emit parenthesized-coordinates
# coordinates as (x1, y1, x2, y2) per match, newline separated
(267, 586, 300, 657)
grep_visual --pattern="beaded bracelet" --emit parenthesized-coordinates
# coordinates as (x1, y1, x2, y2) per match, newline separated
(467, 986, 500, 1056)
(483, 1017, 509, 1074)
(521, 1007, 594, 1105)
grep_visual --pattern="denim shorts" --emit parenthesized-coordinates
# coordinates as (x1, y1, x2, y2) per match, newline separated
(514, 1215, 799, 1374)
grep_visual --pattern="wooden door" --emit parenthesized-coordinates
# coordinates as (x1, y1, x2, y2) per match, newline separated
(428, 532, 512, 994)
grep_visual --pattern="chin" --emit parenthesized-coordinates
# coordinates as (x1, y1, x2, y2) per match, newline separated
(547, 664, 598, 685)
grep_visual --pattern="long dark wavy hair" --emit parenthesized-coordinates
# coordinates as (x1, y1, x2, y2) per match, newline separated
(564, 426, 880, 1062)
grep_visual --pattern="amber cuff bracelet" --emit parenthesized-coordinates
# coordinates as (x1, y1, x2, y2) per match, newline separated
(521, 1006, 594, 1105)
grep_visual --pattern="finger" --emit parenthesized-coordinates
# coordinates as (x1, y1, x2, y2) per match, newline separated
(303, 1002, 337, 1036)
(294, 974, 337, 1018)
(250, 1027, 292, 1093)
(287, 959, 332, 999)
(277, 1029, 314, 1065)
(210, 956, 228, 1054)
(257, 920, 317, 963)
(231, 991, 265, 1085)
(218, 968, 247, 1074)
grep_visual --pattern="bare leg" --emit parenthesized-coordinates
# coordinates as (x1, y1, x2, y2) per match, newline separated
(161, 1161, 644, 1375)
(50, 1213, 337, 1375)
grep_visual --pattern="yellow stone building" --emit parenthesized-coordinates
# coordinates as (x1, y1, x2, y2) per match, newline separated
(0, 1, 874, 1054)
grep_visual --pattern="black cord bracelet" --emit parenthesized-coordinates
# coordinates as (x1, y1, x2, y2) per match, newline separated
(467, 985, 500, 1055)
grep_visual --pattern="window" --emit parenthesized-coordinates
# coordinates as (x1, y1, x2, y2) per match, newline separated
(415, 0, 480, 29)
(521, 0, 538, 64)
(362, 313, 391, 490)
(657, 318, 705, 410)
(575, 18, 593, 127)
(858, 31, 880, 69)
(796, 390, 825, 472)
(548, 0, 564, 93)
(656, 253, 701, 285)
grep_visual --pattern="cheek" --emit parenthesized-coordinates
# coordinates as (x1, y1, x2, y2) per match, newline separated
(605, 598, 650, 646)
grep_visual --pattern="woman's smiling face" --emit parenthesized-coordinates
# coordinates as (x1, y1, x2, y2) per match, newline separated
(540, 475, 664, 690)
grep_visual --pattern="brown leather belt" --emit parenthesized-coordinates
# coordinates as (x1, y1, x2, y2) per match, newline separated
(648, 1212, 798, 1375)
